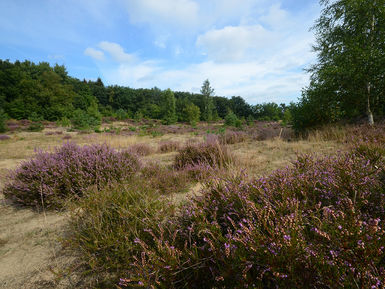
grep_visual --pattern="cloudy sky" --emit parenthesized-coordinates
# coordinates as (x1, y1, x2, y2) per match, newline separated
(0, 0, 321, 104)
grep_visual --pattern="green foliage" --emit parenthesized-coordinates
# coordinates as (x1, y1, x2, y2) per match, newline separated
(71, 107, 101, 130)
(200, 79, 215, 121)
(295, 0, 385, 130)
(57, 116, 71, 128)
(224, 111, 242, 127)
(161, 89, 177, 125)
(27, 112, 44, 132)
(183, 103, 200, 126)
(115, 108, 129, 120)
(0, 109, 8, 133)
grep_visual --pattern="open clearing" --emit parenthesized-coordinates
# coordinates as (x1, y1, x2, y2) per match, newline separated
(0, 123, 347, 288)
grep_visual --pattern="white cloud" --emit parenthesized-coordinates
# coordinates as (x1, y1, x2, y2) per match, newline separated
(196, 25, 276, 62)
(122, 0, 199, 29)
(86, 1, 319, 104)
(98, 41, 136, 63)
(84, 47, 104, 60)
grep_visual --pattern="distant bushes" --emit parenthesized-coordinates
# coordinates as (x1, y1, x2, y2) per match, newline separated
(3, 143, 140, 208)
(122, 144, 385, 288)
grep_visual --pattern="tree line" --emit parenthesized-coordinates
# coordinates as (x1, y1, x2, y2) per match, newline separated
(0, 59, 291, 130)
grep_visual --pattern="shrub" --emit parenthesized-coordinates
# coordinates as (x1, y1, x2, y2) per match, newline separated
(66, 181, 173, 287)
(0, 134, 10, 141)
(219, 130, 248, 144)
(128, 143, 154, 156)
(174, 139, 233, 170)
(158, 140, 180, 153)
(2, 143, 140, 208)
(224, 111, 242, 127)
(124, 145, 385, 288)
(71, 109, 101, 130)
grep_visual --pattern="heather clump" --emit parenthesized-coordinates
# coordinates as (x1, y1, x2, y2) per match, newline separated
(124, 145, 385, 288)
(0, 134, 11, 141)
(174, 138, 232, 170)
(2, 142, 140, 208)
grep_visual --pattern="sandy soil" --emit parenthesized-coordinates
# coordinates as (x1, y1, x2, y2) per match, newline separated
(0, 196, 76, 289)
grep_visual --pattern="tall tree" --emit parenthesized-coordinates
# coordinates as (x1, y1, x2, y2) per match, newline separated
(161, 89, 176, 124)
(200, 79, 215, 121)
(301, 0, 385, 127)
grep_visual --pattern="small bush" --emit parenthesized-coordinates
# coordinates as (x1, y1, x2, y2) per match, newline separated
(3, 143, 140, 208)
(0, 134, 10, 141)
(158, 140, 180, 153)
(124, 145, 385, 288)
(128, 143, 154, 156)
(224, 111, 242, 127)
(219, 130, 248, 144)
(174, 139, 233, 170)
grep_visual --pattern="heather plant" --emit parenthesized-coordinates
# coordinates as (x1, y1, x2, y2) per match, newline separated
(174, 138, 233, 170)
(0, 134, 10, 141)
(158, 140, 180, 153)
(3, 142, 140, 208)
(123, 144, 385, 288)
(66, 181, 174, 287)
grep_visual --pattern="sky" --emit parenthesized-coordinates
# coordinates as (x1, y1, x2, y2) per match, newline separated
(0, 0, 321, 104)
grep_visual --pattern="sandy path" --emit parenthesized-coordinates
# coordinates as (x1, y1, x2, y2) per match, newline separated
(0, 196, 75, 289)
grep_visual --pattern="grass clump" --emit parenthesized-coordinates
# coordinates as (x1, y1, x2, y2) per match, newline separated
(2, 142, 140, 209)
(65, 181, 173, 288)
(174, 139, 233, 170)
(122, 143, 385, 288)
(158, 140, 180, 153)
(127, 143, 154, 156)
(141, 162, 191, 195)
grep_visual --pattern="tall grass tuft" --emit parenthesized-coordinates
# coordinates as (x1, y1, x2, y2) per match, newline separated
(2, 142, 140, 208)
(174, 138, 233, 170)
(65, 181, 173, 287)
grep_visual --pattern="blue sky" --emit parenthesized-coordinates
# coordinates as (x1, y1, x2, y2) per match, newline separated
(0, 0, 321, 104)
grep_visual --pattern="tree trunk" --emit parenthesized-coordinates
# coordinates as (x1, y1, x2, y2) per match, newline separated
(367, 82, 374, 126)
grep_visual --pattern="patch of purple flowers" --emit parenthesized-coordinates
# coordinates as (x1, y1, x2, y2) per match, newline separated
(3, 142, 140, 208)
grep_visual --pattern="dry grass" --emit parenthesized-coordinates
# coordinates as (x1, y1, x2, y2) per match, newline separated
(0, 126, 349, 288)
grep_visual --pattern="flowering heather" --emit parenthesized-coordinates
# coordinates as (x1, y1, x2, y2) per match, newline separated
(158, 140, 181, 153)
(2, 142, 140, 208)
(174, 138, 233, 170)
(124, 144, 385, 288)
(0, 134, 10, 141)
